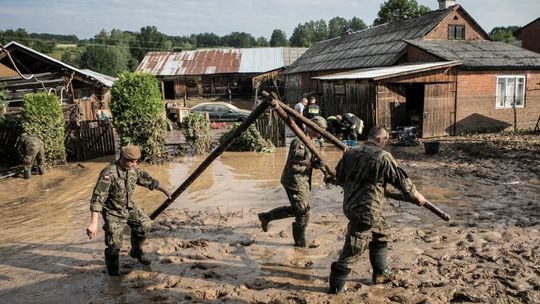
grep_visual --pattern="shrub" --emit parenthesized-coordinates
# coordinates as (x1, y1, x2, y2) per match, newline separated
(220, 123, 274, 152)
(21, 92, 66, 163)
(110, 72, 167, 161)
(183, 113, 211, 154)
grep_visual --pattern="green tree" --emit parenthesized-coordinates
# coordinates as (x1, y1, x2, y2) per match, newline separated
(490, 26, 520, 43)
(0, 86, 9, 118)
(21, 92, 66, 163)
(80, 45, 131, 76)
(270, 29, 288, 47)
(256, 36, 269, 47)
(373, 0, 431, 26)
(110, 72, 167, 161)
(328, 17, 349, 38)
(131, 26, 169, 62)
(222, 32, 256, 48)
(349, 17, 367, 32)
(290, 23, 313, 47)
(60, 46, 85, 68)
(312, 19, 329, 42)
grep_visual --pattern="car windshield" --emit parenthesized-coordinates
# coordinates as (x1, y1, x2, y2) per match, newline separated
(192, 103, 240, 112)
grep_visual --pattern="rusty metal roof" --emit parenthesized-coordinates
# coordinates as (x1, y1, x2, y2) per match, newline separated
(137, 47, 307, 76)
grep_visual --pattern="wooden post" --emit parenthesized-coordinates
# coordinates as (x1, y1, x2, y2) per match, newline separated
(275, 99, 349, 151)
(264, 95, 336, 179)
(149, 97, 271, 219)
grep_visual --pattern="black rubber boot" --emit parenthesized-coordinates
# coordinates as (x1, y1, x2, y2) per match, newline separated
(130, 234, 151, 265)
(292, 222, 306, 247)
(37, 166, 45, 175)
(258, 206, 294, 232)
(105, 248, 121, 276)
(369, 242, 397, 284)
(327, 262, 351, 294)
(23, 168, 31, 179)
(257, 212, 271, 232)
(129, 248, 152, 265)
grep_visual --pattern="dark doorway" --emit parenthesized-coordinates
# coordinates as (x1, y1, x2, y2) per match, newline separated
(163, 81, 175, 100)
(405, 84, 424, 128)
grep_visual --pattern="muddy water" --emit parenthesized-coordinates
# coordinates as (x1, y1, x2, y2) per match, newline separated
(1, 142, 537, 303)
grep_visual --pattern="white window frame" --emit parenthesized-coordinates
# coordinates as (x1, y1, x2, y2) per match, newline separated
(495, 75, 526, 109)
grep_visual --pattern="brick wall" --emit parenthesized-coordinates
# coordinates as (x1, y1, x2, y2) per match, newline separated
(521, 20, 540, 54)
(455, 70, 540, 133)
(424, 6, 488, 41)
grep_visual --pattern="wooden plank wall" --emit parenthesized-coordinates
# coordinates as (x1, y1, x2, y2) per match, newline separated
(255, 109, 285, 147)
(321, 80, 376, 134)
(66, 120, 115, 161)
(423, 82, 456, 137)
(376, 83, 407, 130)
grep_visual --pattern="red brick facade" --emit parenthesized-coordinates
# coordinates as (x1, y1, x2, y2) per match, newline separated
(424, 7, 488, 41)
(455, 70, 540, 133)
(520, 18, 540, 54)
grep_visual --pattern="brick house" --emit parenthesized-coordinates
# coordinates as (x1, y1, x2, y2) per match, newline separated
(285, 2, 540, 136)
(516, 17, 540, 55)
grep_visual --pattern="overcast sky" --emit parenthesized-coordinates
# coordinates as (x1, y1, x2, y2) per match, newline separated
(0, 0, 538, 39)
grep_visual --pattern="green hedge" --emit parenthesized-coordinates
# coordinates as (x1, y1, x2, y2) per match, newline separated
(220, 123, 274, 152)
(21, 92, 66, 163)
(183, 113, 211, 154)
(110, 72, 167, 161)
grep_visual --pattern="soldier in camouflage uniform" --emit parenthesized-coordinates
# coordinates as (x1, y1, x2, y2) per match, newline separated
(328, 126, 426, 294)
(86, 145, 171, 276)
(257, 116, 327, 247)
(18, 133, 45, 179)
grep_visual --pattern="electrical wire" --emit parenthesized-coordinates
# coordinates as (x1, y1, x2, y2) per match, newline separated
(0, 43, 47, 91)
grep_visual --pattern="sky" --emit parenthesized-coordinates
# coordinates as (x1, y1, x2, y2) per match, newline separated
(0, 0, 538, 39)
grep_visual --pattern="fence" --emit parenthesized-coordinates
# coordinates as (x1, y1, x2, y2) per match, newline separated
(0, 117, 22, 164)
(255, 109, 285, 147)
(65, 120, 115, 161)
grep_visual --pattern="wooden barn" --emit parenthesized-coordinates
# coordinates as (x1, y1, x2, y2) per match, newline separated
(284, 1, 540, 137)
(137, 47, 306, 100)
(0, 41, 116, 121)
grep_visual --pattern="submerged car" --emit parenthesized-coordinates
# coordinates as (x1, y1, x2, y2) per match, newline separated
(189, 102, 251, 122)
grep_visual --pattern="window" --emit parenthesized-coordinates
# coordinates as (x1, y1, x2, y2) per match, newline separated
(496, 76, 525, 109)
(448, 25, 465, 40)
(334, 83, 345, 95)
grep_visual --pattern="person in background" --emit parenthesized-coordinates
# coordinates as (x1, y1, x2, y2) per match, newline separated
(17, 133, 45, 179)
(294, 98, 308, 130)
(303, 97, 320, 120)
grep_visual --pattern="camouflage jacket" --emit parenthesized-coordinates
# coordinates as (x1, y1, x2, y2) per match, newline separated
(281, 138, 320, 192)
(336, 142, 417, 225)
(18, 134, 43, 156)
(90, 161, 159, 218)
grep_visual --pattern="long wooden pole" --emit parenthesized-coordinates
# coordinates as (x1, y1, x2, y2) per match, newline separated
(261, 91, 450, 222)
(150, 98, 271, 219)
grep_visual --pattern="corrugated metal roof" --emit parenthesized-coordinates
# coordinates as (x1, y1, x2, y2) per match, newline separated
(405, 39, 540, 69)
(313, 61, 461, 80)
(284, 6, 457, 74)
(2, 41, 116, 87)
(137, 47, 307, 76)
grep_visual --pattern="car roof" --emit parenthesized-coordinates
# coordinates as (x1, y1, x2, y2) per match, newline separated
(191, 102, 240, 109)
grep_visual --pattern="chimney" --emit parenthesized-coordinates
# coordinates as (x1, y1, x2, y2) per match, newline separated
(438, 0, 456, 9)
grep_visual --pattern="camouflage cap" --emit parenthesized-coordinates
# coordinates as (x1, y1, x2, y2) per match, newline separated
(310, 116, 327, 129)
(121, 145, 141, 160)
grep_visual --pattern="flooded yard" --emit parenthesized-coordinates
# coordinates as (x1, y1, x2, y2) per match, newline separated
(0, 133, 539, 303)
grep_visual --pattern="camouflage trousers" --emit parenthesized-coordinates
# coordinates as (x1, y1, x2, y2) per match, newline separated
(263, 187, 310, 227)
(22, 143, 45, 170)
(334, 219, 389, 271)
(102, 203, 152, 252)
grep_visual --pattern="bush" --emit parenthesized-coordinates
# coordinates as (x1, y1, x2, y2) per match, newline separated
(110, 72, 167, 161)
(21, 92, 66, 163)
(183, 113, 211, 154)
(220, 123, 274, 152)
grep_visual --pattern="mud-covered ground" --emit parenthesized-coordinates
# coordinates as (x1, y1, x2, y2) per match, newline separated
(0, 133, 538, 303)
